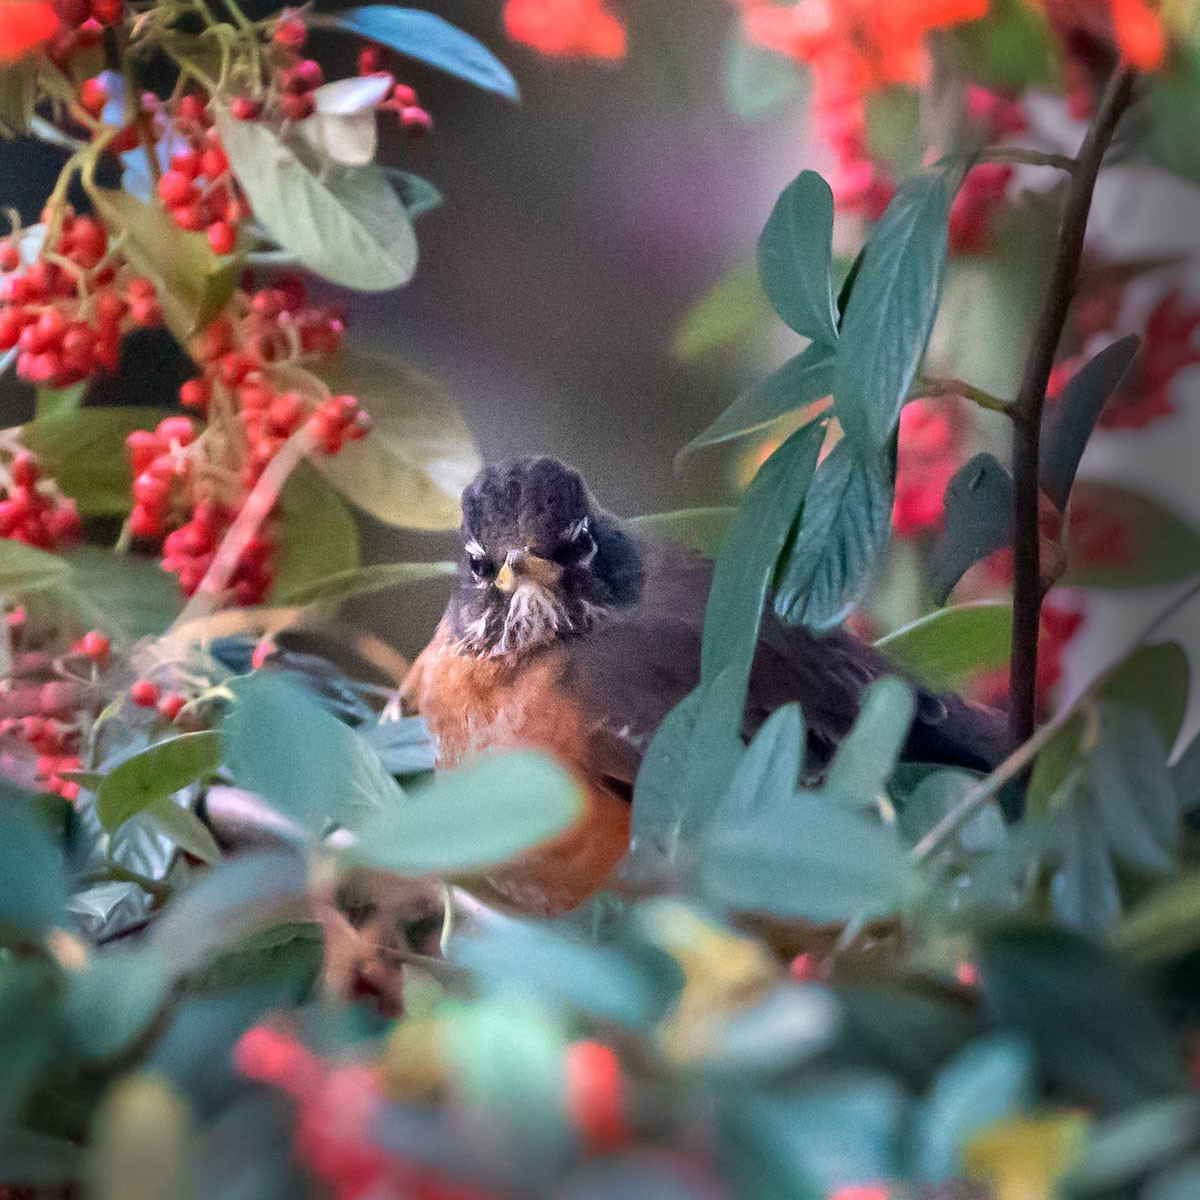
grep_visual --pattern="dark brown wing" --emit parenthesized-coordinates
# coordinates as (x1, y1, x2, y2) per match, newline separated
(556, 542, 1005, 794)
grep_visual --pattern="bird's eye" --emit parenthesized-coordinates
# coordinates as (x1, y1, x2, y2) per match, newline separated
(554, 519, 595, 565)
(467, 553, 489, 577)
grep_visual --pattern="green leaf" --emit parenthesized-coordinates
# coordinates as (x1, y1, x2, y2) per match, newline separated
(834, 165, 957, 453)
(63, 948, 168, 1060)
(145, 797, 220, 864)
(864, 87, 923, 176)
(705, 984, 840, 1077)
(91, 189, 236, 342)
(1147, 1159, 1200, 1200)
(277, 559, 455, 608)
(627, 508, 735, 559)
(214, 109, 417, 291)
(0, 61, 36, 138)
(756, 170, 838, 346)
(1101, 641, 1190, 747)
(703, 417, 827, 703)
(351, 751, 583, 876)
(386, 169, 443, 220)
(322, 7, 518, 100)
(928, 453, 1013, 604)
(724, 23, 805, 121)
(1040, 336, 1140, 511)
(949, 0, 1059, 91)
(876, 601, 1013, 691)
(978, 923, 1187, 1111)
(676, 341, 835, 462)
(0, 1129, 84, 1187)
(713, 704, 804, 825)
(223, 673, 403, 833)
(702, 790, 921, 923)
(0, 961, 62, 1129)
(96, 732, 223, 832)
(34, 382, 86, 420)
(772, 438, 894, 631)
(62, 546, 181, 639)
(1066, 1098, 1200, 1194)
(0, 794, 67, 942)
(1172, 728, 1200, 814)
(914, 1035, 1035, 1184)
(1150, 46, 1200, 187)
(0, 538, 71, 596)
(271, 462, 360, 605)
(1061, 483, 1200, 590)
(22, 406, 171, 518)
(309, 349, 480, 530)
(672, 263, 772, 362)
(1117, 871, 1200, 961)
(823, 677, 916, 810)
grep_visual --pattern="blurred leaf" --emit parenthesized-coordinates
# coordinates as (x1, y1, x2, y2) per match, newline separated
(672, 263, 771, 362)
(1066, 1097, 1200, 1194)
(34, 382, 86, 420)
(386, 168, 443, 220)
(914, 1035, 1036, 1184)
(322, 7, 519, 100)
(96, 732, 222, 833)
(63, 948, 169, 1061)
(62, 546, 181, 638)
(714, 704, 804, 825)
(1061, 483, 1200, 590)
(823, 677, 916, 810)
(350, 750, 582, 876)
(704, 417, 826, 703)
(310, 349, 479, 530)
(224, 672, 403, 833)
(22, 406, 170, 517)
(704, 983, 840, 1077)
(876, 601, 1013, 691)
(962, 1113, 1087, 1200)
(0, 795, 67, 942)
(1116, 872, 1200, 961)
(835, 165, 957, 453)
(1150, 46, 1200, 186)
(949, 0, 1059, 90)
(864, 87, 922, 176)
(1101, 641, 1190, 746)
(92, 188, 236, 342)
(928, 186, 1062, 402)
(1040, 336, 1140, 511)
(977, 923, 1187, 1111)
(277, 559, 455, 608)
(0, 60, 35, 137)
(363, 714, 438, 778)
(0, 961, 62, 1128)
(89, 1072, 191, 1200)
(929, 453, 1013, 603)
(676, 341, 835, 462)
(0, 536, 71, 595)
(271, 462, 360, 604)
(724, 23, 805, 120)
(772, 438, 894, 631)
(703, 789, 920, 923)
(757, 170, 838, 346)
(215, 109, 417, 291)
(145, 797, 220, 864)
(628, 508, 735, 559)
(1145, 1157, 1200, 1200)
(190, 921, 323, 997)
(0, 1129, 84, 1187)
(562, 1156, 728, 1199)
(1172, 728, 1200, 814)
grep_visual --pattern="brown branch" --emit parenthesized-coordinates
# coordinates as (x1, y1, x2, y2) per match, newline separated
(1008, 67, 1138, 754)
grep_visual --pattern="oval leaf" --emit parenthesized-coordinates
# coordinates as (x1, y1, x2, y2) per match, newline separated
(756, 169, 838, 346)
(310, 349, 480, 530)
(0, 538, 70, 595)
(876, 601, 1013, 691)
(271, 462, 360, 604)
(278, 559, 455, 608)
(323, 7, 518, 100)
(928, 453, 1014, 604)
(96, 732, 223, 832)
(835, 165, 958, 453)
(214, 108, 417, 292)
(627, 507, 735, 559)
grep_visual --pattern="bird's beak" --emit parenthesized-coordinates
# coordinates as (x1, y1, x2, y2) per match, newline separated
(495, 550, 562, 593)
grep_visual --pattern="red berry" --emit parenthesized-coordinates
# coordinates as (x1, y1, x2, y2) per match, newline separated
(280, 93, 314, 122)
(170, 151, 202, 180)
(89, 0, 123, 23)
(79, 77, 109, 118)
(156, 416, 195, 446)
(130, 680, 160, 708)
(564, 1041, 629, 1154)
(35, 306, 67, 347)
(158, 169, 195, 208)
(172, 203, 205, 232)
(157, 693, 185, 721)
(400, 106, 433, 135)
(206, 220, 236, 255)
(133, 471, 169, 507)
(273, 15, 306, 49)
(10, 451, 39, 488)
(94, 291, 127, 327)
(78, 630, 111, 663)
(199, 145, 228, 178)
(54, 0, 90, 24)
(0, 243, 19, 272)
(392, 83, 418, 107)
(230, 96, 261, 121)
(358, 47, 382, 75)
(179, 378, 210, 409)
(131, 297, 162, 327)
(128, 504, 160, 538)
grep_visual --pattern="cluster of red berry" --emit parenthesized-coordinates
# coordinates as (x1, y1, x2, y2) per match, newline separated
(0, 449, 82, 550)
(356, 46, 435, 138)
(42, 0, 123, 65)
(0, 211, 162, 387)
(155, 96, 241, 255)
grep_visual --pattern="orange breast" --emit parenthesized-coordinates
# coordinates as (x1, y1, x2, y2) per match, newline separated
(401, 624, 631, 915)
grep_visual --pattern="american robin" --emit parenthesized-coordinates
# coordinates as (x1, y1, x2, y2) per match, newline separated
(402, 456, 1004, 915)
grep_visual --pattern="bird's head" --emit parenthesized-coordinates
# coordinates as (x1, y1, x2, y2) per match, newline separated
(448, 457, 644, 656)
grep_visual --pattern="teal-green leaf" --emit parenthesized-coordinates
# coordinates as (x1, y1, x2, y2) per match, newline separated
(277, 559, 456, 608)
(823, 677, 915, 811)
(928, 453, 1013, 604)
(62, 546, 182, 639)
(223, 673, 403, 834)
(703, 417, 827, 703)
(1150, 46, 1200, 187)
(834, 165, 957, 453)
(96, 732, 223, 833)
(214, 109, 417, 291)
(627, 508, 735, 560)
(875, 601, 1013, 692)
(0, 537, 70, 596)
(757, 170, 838, 346)
(713, 704, 804, 825)
(271, 462, 360, 605)
(772, 438, 894, 631)
(322, 7, 518, 100)
(0, 794, 67, 942)
(349, 750, 583, 876)
(676, 341, 835, 462)
(1040, 335, 1139, 511)
(724, 22, 805, 121)
(672, 263, 772, 362)
(63, 948, 169, 1061)
(1101, 641, 1190, 746)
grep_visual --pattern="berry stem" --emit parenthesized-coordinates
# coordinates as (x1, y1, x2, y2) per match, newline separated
(1007, 66, 1138, 757)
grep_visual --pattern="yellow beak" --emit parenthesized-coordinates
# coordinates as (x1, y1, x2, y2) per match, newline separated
(494, 551, 562, 593)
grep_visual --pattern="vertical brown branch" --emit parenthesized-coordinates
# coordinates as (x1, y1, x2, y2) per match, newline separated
(1008, 66, 1138, 752)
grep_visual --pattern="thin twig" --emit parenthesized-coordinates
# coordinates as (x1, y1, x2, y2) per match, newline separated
(980, 146, 1079, 173)
(1008, 67, 1138, 754)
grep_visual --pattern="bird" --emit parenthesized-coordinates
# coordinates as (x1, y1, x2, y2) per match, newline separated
(401, 456, 1005, 916)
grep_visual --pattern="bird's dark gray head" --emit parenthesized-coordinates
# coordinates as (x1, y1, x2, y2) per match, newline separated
(449, 457, 644, 655)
